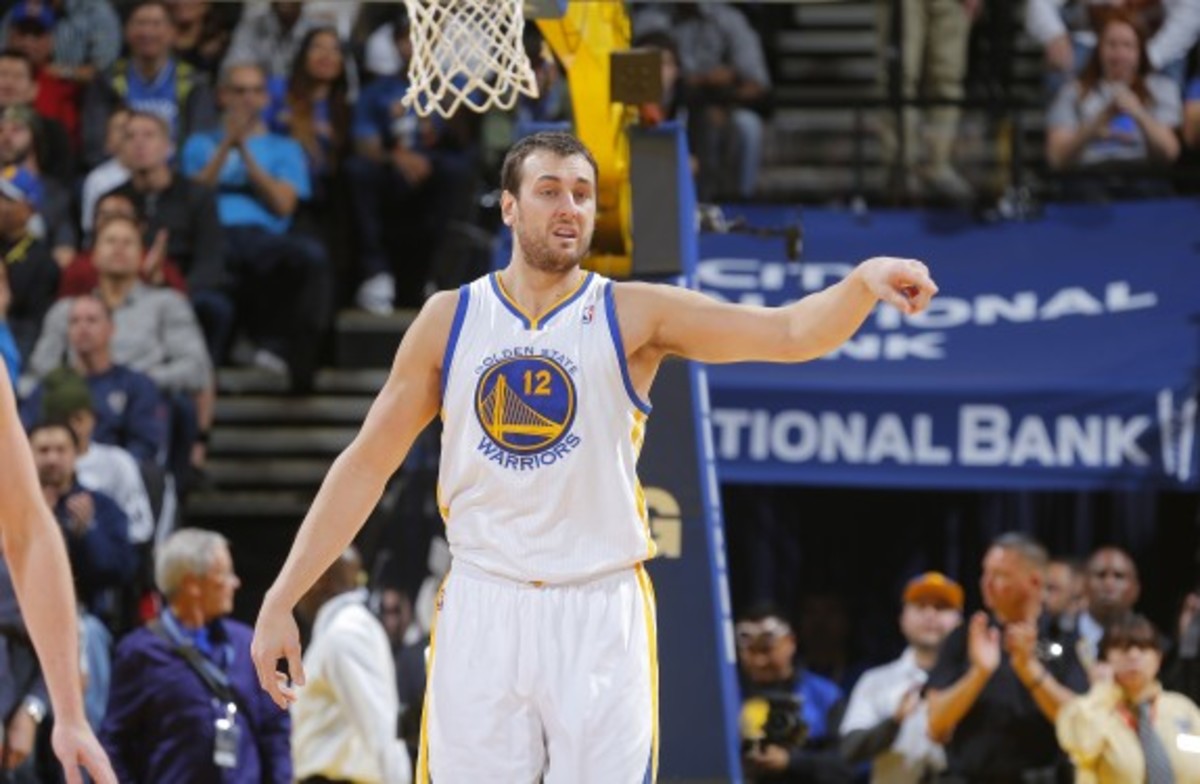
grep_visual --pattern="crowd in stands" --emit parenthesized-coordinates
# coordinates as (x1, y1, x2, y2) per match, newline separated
(734, 536, 1200, 784)
(1, 1, 1199, 782)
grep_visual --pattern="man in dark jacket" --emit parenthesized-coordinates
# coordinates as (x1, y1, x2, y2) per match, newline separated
(100, 528, 292, 784)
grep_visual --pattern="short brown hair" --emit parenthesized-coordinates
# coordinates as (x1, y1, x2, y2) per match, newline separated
(125, 109, 171, 139)
(500, 131, 598, 196)
(1099, 613, 1162, 658)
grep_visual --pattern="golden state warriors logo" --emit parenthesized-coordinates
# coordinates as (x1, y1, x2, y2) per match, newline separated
(476, 356, 575, 451)
(474, 356, 582, 470)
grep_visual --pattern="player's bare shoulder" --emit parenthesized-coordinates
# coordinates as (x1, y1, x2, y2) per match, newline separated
(609, 279, 679, 357)
(396, 289, 463, 370)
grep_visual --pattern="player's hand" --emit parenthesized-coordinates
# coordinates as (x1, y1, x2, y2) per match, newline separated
(967, 611, 1001, 676)
(51, 718, 117, 784)
(251, 600, 306, 710)
(858, 256, 938, 315)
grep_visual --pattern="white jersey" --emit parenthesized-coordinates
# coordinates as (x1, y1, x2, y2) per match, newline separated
(437, 271, 656, 583)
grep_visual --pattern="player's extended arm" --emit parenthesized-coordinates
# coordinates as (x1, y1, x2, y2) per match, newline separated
(0, 363, 116, 784)
(252, 291, 457, 710)
(619, 257, 936, 365)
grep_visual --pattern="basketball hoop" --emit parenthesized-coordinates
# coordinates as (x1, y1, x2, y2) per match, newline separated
(403, 0, 541, 118)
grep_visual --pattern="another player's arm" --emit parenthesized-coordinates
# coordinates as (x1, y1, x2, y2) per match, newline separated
(253, 291, 457, 708)
(617, 257, 935, 365)
(0, 363, 116, 784)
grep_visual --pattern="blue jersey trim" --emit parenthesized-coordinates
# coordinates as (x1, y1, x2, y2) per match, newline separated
(489, 272, 532, 329)
(536, 271, 594, 330)
(441, 285, 471, 401)
(604, 282, 652, 415)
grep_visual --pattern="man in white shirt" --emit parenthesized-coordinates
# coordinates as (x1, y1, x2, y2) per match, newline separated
(292, 547, 411, 784)
(840, 572, 963, 784)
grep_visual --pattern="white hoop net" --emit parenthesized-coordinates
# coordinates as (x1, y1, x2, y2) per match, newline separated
(402, 0, 541, 119)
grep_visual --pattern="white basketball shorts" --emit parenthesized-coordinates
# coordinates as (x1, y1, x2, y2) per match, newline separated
(416, 560, 658, 783)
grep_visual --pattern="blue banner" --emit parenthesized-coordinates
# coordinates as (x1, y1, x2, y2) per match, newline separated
(701, 200, 1200, 490)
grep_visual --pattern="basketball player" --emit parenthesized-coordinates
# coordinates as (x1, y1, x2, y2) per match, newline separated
(252, 131, 938, 783)
(0, 361, 116, 784)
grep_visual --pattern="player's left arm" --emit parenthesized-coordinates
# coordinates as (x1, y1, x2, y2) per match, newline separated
(618, 256, 936, 364)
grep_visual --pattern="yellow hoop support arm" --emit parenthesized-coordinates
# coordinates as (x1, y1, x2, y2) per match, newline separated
(536, 2, 635, 276)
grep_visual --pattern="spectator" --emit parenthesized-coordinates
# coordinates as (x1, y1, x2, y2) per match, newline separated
(292, 547, 412, 783)
(0, 103, 77, 267)
(839, 572, 963, 784)
(631, 30, 685, 125)
(79, 107, 132, 239)
(1057, 614, 1200, 782)
(735, 604, 854, 783)
(268, 26, 350, 194)
(0, 0, 121, 88)
(40, 365, 155, 549)
(0, 263, 19, 378)
(875, 0, 982, 202)
(5, 0, 82, 147)
(82, 0, 218, 169)
(182, 60, 329, 393)
(30, 420, 135, 617)
(1181, 74, 1200, 147)
(347, 12, 478, 313)
(1044, 555, 1086, 637)
(1026, 0, 1200, 93)
(926, 532, 1089, 783)
(40, 368, 154, 642)
(30, 218, 211, 481)
(223, 0, 314, 81)
(1077, 546, 1141, 671)
(60, 190, 188, 298)
(0, 49, 72, 183)
(110, 110, 232, 362)
(632, 2, 770, 201)
(100, 528, 293, 784)
(0, 163, 55, 363)
(168, 0, 239, 81)
(0, 555, 53, 780)
(31, 216, 211, 399)
(20, 293, 166, 464)
(1045, 11, 1181, 199)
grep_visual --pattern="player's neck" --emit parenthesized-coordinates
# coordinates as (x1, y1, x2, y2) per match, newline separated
(498, 263, 586, 317)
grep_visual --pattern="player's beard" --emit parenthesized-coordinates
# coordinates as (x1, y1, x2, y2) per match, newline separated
(514, 221, 592, 274)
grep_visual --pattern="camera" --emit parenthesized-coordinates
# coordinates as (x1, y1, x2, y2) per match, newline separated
(740, 691, 808, 754)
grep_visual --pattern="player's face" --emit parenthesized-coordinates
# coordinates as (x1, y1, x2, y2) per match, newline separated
(506, 151, 596, 274)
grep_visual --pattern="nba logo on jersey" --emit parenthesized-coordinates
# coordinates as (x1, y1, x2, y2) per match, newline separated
(582, 304, 594, 324)
(473, 354, 582, 471)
